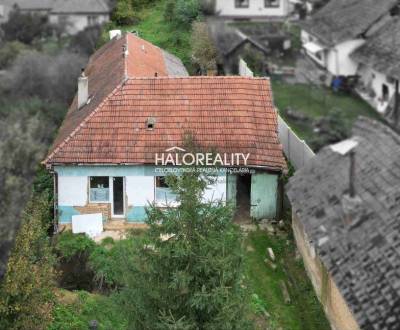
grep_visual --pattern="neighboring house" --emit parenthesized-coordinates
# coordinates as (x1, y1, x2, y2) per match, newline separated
(49, 0, 110, 35)
(0, 0, 54, 23)
(43, 32, 286, 226)
(351, 18, 400, 116)
(0, 0, 110, 34)
(287, 118, 400, 330)
(301, 0, 398, 80)
(214, 0, 291, 19)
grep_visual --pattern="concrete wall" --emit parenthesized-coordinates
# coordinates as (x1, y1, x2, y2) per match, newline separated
(49, 13, 109, 35)
(55, 165, 227, 224)
(292, 214, 360, 330)
(215, 0, 289, 17)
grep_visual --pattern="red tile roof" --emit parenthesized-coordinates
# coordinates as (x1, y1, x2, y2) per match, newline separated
(44, 34, 285, 171)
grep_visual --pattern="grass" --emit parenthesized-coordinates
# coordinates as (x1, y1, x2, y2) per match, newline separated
(271, 79, 382, 142)
(104, 0, 193, 72)
(49, 290, 128, 330)
(245, 229, 330, 330)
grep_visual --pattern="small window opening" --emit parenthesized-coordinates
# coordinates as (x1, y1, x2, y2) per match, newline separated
(147, 117, 156, 130)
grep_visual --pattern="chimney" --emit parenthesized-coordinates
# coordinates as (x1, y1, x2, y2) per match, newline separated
(78, 69, 88, 110)
(123, 45, 129, 57)
(109, 29, 122, 40)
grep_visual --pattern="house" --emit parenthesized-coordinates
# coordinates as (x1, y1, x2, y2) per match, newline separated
(0, 0, 54, 23)
(300, 0, 398, 81)
(213, 0, 292, 19)
(49, 0, 110, 35)
(287, 117, 400, 330)
(43, 32, 286, 227)
(0, 0, 110, 34)
(351, 18, 400, 116)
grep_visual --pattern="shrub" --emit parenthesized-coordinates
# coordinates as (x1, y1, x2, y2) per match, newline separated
(0, 194, 56, 330)
(0, 41, 28, 69)
(191, 21, 217, 73)
(175, 0, 201, 25)
(69, 25, 103, 56)
(55, 232, 96, 260)
(112, 0, 139, 25)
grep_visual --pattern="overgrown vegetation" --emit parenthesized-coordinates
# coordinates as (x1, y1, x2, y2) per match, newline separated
(0, 194, 56, 329)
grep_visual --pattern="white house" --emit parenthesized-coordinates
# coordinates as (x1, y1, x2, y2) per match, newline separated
(351, 18, 400, 115)
(49, 0, 110, 35)
(43, 33, 287, 227)
(214, 0, 291, 18)
(301, 0, 398, 78)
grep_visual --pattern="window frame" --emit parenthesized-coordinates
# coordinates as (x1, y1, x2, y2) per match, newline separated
(235, 0, 250, 8)
(89, 176, 110, 203)
(264, 0, 280, 8)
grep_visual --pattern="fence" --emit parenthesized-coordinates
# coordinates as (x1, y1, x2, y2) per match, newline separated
(239, 58, 315, 169)
(278, 116, 315, 170)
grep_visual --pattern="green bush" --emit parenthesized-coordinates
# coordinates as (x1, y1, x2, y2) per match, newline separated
(112, 0, 139, 25)
(0, 41, 28, 69)
(175, 0, 201, 25)
(55, 232, 96, 260)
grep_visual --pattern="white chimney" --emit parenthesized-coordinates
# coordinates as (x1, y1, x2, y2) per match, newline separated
(78, 70, 88, 110)
(109, 29, 122, 40)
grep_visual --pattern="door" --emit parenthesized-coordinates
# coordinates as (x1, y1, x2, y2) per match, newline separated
(250, 173, 278, 220)
(112, 177, 125, 217)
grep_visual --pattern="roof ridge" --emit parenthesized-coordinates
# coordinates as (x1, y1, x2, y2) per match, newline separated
(124, 33, 128, 80)
(43, 81, 126, 165)
(124, 76, 270, 80)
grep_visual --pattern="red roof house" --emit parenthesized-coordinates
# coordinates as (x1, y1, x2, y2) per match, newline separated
(44, 32, 286, 226)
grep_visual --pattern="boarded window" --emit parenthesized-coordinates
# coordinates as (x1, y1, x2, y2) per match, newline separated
(90, 177, 110, 202)
(155, 177, 177, 204)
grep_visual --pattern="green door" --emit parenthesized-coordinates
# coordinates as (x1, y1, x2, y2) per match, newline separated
(226, 174, 237, 209)
(250, 173, 278, 220)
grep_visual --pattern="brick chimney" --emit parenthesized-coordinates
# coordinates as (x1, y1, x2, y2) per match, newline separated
(78, 69, 88, 110)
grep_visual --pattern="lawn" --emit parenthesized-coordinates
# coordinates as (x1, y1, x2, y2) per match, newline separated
(271, 79, 382, 142)
(245, 229, 330, 330)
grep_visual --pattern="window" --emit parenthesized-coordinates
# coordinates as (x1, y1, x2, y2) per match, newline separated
(59, 15, 69, 26)
(155, 177, 177, 205)
(265, 0, 280, 7)
(88, 15, 99, 26)
(90, 177, 109, 202)
(235, 0, 249, 8)
(382, 84, 390, 102)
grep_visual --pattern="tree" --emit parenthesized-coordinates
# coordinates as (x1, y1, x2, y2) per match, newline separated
(118, 167, 252, 329)
(191, 21, 217, 74)
(1, 5, 51, 45)
(175, 0, 201, 26)
(0, 194, 56, 330)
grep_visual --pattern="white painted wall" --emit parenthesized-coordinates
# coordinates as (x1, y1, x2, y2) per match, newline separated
(325, 39, 365, 76)
(302, 31, 365, 76)
(358, 66, 395, 113)
(58, 176, 88, 206)
(126, 176, 154, 206)
(49, 13, 109, 35)
(215, 0, 289, 17)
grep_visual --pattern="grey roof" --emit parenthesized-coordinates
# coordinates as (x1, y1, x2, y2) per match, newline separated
(51, 0, 109, 14)
(3, 0, 55, 10)
(351, 17, 400, 80)
(287, 117, 400, 330)
(161, 50, 189, 77)
(302, 0, 398, 45)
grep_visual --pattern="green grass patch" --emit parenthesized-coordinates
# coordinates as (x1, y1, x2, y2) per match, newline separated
(245, 230, 330, 330)
(49, 290, 128, 330)
(271, 80, 381, 142)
